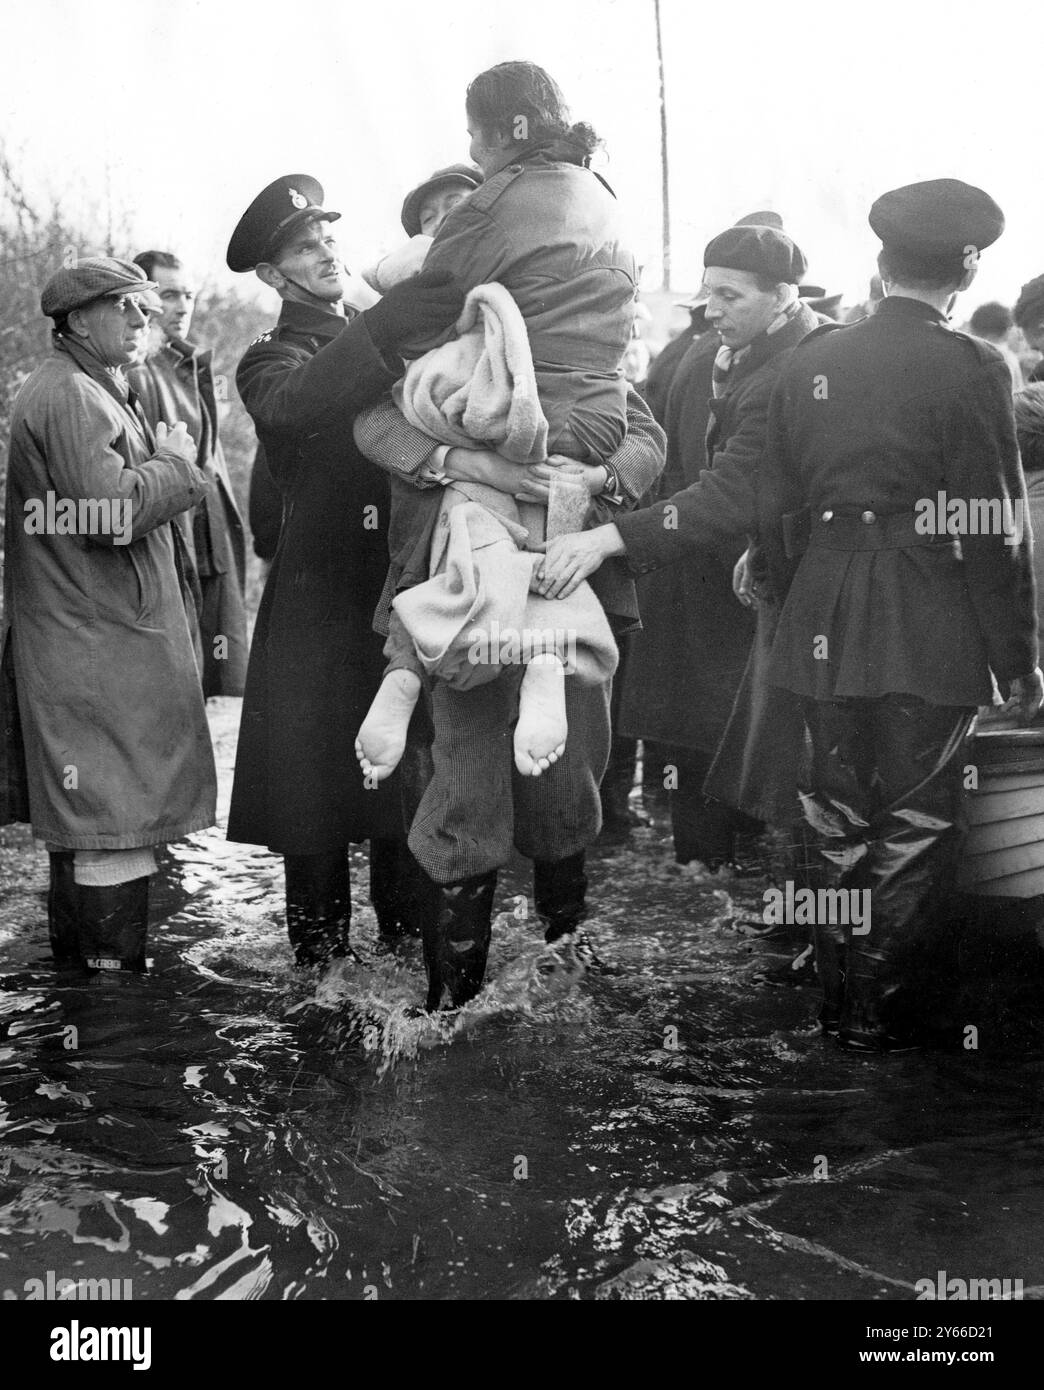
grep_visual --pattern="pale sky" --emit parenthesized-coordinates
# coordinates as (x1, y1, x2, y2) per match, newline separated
(2, 0, 1042, 314)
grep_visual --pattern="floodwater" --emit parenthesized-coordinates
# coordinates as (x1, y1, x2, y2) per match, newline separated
(2, 698, 1044, 1301)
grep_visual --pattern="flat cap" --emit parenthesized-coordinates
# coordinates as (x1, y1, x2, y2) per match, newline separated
(401, 163, 483, 237)
(40, 256, 157, 319)
(704, 224, 808, 284)
(1014, 274, 1044, 329)
(227, 174, 340, 273)
(869, 178, 1004, 257)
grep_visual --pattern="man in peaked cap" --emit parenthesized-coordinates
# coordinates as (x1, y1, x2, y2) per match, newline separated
(753, 178, 1042, 1051)
(540, 214, 820, 879)
(1, 257, 216, 972)
(223, 174, 465, 969)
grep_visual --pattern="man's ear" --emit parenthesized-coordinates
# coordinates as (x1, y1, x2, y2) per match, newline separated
(66, 307, 91, 339)
(255, 262, 285, 292)
(957, 264, 978, 294)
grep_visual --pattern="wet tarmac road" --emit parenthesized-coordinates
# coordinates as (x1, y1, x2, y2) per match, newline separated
(2, 698, 1043, 1301)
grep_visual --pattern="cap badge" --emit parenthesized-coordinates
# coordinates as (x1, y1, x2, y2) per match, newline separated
(288, 187, 308, 210)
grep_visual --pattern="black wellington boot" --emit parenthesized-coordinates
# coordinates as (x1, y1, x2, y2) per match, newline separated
(47, 851, 82, 971)
(423, 871, 497, 1011)
(369, 837, 426, 939)
(533, 853, 588, 943)
(77, 877, 150, 972)
(811, 919, 846, 1035)
(284, 852, 351, 968)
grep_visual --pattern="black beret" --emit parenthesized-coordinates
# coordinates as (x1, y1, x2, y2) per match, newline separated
(401, 164, 483, 237)
(703, 225, 808, 284)
(227, 174, 340, 273)
(869, 178, 1004, 258)
(1014, 274, 1044, 329)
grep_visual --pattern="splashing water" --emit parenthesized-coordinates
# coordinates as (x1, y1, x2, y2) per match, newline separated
(287, 896, 593, 1077)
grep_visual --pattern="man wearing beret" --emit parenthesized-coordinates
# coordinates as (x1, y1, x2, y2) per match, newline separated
(538, 220, 820, 870)
(224, 174, 464, 968)
(756, 178, 1043, 1051)
(1, 257, 217, 970)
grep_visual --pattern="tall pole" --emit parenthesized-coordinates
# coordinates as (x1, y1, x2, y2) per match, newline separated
(654, 0, 671, 290)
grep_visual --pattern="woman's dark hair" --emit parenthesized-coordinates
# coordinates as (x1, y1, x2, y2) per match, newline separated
(877, 244, 966, 293)
(465, 61, 601, 162)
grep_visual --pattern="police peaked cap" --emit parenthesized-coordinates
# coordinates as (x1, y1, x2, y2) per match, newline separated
(869, 178, 1004, 258)
(226, 175, 341, 272)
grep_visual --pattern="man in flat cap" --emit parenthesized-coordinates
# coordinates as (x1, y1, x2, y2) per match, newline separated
(754, 178, 1042, 1050)
(224, 174, 464, 968)
(539, 218, 820, 875)
(128, 250, 248, 699)
(1, 257, 217, 971)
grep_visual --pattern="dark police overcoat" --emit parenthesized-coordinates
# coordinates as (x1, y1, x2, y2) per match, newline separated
(226, 300, 403, 855)
(758, 295, 1038, 706)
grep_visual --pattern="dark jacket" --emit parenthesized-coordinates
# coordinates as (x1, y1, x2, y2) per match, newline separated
(248, 444, 283, 561)
(227, 300, 402, 855)
(618, 328, 758, 751)
(641, 315, 703, 425)
(2, 339, 215, 847)
(759, 295, 1038, 705)
(129, 338, 248, 696)
(616, 303, 821, 570)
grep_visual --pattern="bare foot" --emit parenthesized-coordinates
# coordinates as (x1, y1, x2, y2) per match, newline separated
(355, 670, 422, 782)
(514, 654, 567, 776)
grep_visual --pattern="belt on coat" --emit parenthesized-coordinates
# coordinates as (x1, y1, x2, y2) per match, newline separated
(793, 508, 953, 553)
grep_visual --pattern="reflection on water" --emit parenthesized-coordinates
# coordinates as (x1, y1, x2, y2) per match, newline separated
(2, 700, 1044, 1300)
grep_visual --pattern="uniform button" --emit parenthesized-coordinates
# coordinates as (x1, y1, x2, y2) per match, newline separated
(508, 163, 524, 173)
(862, 510, 876, 524)
(821, 510, 833, 522)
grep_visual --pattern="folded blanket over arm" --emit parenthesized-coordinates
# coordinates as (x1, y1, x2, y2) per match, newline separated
(394, 282, 549, 465)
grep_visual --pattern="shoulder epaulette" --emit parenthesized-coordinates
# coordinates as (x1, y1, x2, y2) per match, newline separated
(464, 163, 527, 214)
(792, 320, 845, 350)
(943, 324, 1003, 366)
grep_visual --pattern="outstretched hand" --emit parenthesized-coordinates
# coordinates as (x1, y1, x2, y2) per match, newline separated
(533, 524, 625, 599)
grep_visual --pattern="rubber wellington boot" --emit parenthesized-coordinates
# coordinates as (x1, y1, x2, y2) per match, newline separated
(369, 837, 426, 939)
(423, 871, 497, 1011)
(837, 948, 919, 1052)
(77, 878, 150, 972)
(534, 853, 588, 943)
(811, 920, 846, 1035)
(284, 852, 351, 968)
(47, 851, 82, 970)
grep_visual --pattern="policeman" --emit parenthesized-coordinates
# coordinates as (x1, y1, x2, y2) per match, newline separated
(225, 175, 463, 967)
(756, 178, 1044, 1050)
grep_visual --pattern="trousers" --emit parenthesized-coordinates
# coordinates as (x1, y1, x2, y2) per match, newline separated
(407, 672, 612, 884)
(800, 693, 974, 1016)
